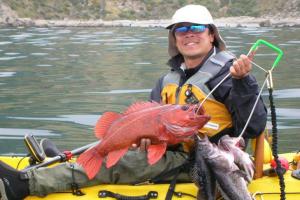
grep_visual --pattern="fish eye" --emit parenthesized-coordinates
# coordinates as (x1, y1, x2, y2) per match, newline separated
(181, 105, 189, 111)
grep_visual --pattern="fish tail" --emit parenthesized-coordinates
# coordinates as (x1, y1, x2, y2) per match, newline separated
(77, 148, 103, 180)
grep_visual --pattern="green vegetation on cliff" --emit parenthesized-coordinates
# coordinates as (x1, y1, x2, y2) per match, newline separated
(1, 0, 299, 20)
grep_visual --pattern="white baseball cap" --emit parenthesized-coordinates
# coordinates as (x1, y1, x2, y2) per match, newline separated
(166, 5, 214, 29)
(167, 5, 226, 57)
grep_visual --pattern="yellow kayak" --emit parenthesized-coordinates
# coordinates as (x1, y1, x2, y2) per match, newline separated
(1, 152, 300, 200)
(248, 153, 300, 200)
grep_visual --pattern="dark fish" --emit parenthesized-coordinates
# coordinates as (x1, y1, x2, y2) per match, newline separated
(219, 135, 254, 182)
(191, 142, 216, 200)
(195, 136, 253, 200)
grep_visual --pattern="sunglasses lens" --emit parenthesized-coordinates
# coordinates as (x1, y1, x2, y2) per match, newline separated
(174, 25, 207, 35)
(175, 26, 189, 33)
(190, 25, 206, 32)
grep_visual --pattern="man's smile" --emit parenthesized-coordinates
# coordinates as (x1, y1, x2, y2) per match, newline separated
(185, 42, 198, 46)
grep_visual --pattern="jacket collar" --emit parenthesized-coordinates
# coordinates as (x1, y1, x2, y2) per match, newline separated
(167, 47, 219, 72)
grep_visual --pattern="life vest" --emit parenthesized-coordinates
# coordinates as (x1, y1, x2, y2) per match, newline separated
(161, 51, 234, 137)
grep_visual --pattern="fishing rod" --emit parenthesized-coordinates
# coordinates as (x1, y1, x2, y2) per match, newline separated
(234, 40, 286, 200)
(236, 40, 283, 140)
(22, 140, 100, 172)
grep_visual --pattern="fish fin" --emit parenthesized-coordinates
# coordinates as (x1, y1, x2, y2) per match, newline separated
(106, 147, 129, 168)
(147, 143, 167, 165)
(123, 101, 161, 115)
(94, 112, 122, 139)
(77, 148, 103, 180)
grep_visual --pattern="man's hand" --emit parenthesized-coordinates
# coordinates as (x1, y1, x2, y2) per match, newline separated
(230, 54, 253, 79)
(131, 138, 151, 152)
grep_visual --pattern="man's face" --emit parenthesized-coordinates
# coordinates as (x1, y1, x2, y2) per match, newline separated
(174, 23, 214, 59)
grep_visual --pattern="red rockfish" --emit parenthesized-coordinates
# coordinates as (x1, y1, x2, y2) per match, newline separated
(77, 101, 210, 179)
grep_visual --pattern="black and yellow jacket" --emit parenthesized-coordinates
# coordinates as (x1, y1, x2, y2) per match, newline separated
(150, 48, 267, 143)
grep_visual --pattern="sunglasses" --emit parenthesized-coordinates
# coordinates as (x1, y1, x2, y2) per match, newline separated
(174, 25, 208, 35)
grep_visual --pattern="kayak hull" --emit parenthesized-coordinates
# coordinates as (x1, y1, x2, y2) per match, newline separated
(248, 153, 300, 200)
(0, 153, 299, 200)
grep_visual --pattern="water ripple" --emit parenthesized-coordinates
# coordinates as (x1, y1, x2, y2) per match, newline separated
(86, 89, 152, 94)
(0, 72, 16, 77)
(104, 42, 147, 46)
(9, 33, 33, 40)
(0, 56, 26, 60)
(30, 53, 49, 56)
(54, 29, 72, 34)
(263, 88, 300, 99)
(68, 54, 80, 57)
(36, 64, 53, 67)
(266, 122, 300, 130)
(134, 62, 152, 65)
(8, 115, 99, 126)
(4, 52, 21, 55)
(274, 108, 300, 120)
(0, 41, 12, 45)
(287, 40, 300, 44)
(0, 128, 60, 138)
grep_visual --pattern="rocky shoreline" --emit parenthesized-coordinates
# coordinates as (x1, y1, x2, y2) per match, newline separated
(1, 16, 300, 28)
(0, 1, 299, 28)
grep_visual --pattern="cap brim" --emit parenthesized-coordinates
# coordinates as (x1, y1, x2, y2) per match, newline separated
(165, 24, 174, 29)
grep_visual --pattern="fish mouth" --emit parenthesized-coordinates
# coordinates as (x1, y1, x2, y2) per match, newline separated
(191, 105, 211, 123)
(180, 104, 205, 116)
(164, 123, 199, 137)
(192, 104, 205, 116)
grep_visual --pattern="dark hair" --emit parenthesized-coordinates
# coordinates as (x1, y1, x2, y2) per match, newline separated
(170, 25, 178, 37)
(207, 24, 214, 34)
(167, 54, 184, 68)
(207, 24, 219, 48)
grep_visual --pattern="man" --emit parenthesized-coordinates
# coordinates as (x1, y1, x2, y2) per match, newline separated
(0, 4, 267, 200)
(150, 4, 266, 144)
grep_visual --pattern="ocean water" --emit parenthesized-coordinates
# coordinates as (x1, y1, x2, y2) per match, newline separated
(0, 26, 299, 154)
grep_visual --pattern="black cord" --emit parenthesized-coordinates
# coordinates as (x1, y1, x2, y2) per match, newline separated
(269, 88, 286, 200)
(16, 156, 28, 170)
